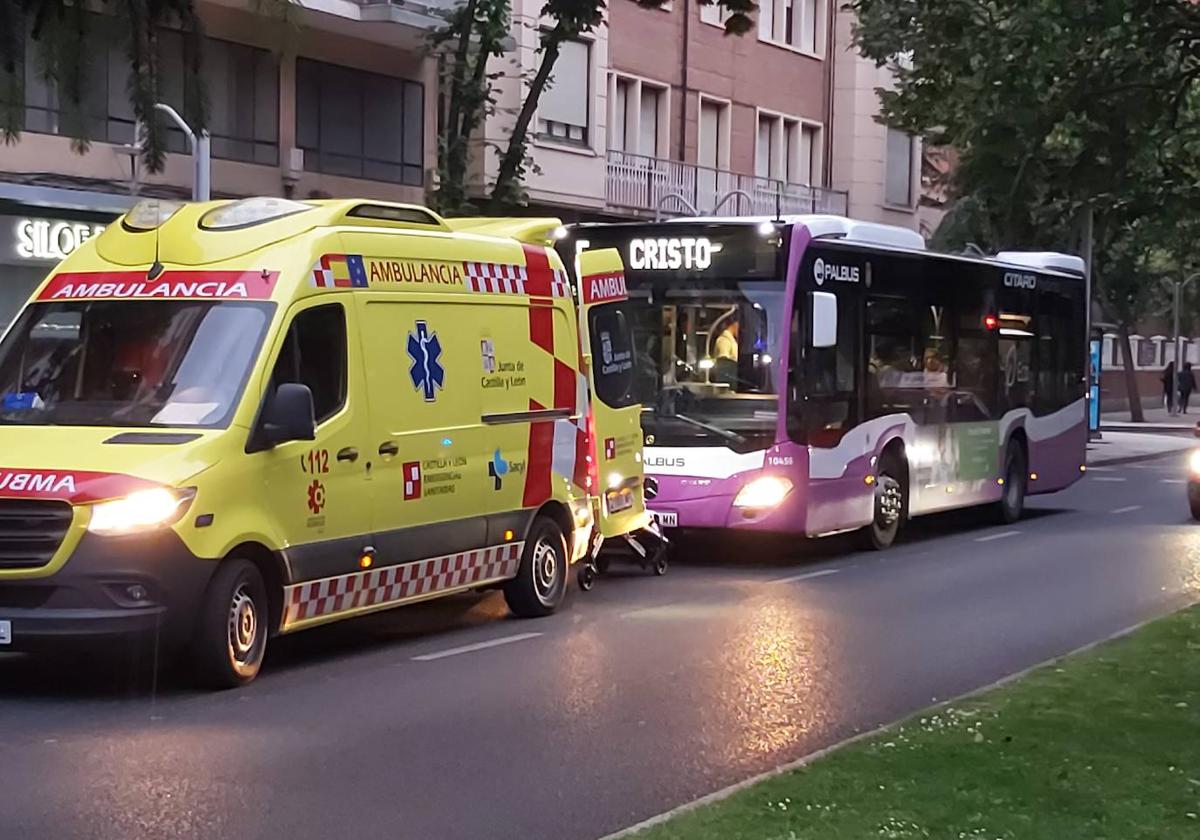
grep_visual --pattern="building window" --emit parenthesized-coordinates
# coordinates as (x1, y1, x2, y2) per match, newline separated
(756, 113, 820, 185)
(699, 4, 731, 26)
(759, 0, 825, 55)
(12, 16, 279, 165)
(698, 98, 730, 171)
(538, 39, 590, 145)
(609, 74, 667, 158)
(296, 58, 424, 186)
(885, 127, 915, 207)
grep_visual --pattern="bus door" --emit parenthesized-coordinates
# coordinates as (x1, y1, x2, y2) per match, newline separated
(575, 248, 648, 538)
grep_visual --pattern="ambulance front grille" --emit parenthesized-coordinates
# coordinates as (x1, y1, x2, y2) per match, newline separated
(0, 500, 73, 570)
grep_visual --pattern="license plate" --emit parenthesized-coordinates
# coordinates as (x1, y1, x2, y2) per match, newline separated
(0, 620, 10, 646)
(649, 510, 678, 528)
(605, 487, 635, 514)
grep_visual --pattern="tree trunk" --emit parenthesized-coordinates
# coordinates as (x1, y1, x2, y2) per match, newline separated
(439, 0, 480, 209)
(489, 27, 564, 210)
(1118, 325, 1144, 423)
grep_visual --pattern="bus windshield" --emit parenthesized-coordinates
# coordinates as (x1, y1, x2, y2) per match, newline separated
(0, 300, 273, 428)
(630, 280, 786, 451)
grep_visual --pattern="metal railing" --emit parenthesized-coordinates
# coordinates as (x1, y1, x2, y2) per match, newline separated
(606, 150, 848, 218)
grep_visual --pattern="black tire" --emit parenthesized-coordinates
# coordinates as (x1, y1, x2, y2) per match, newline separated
(862, 455, 906, 551)
(997, 443, 1028, 524)
(1190, 497, 1200, 521)
(504, 516, 569, 617)
(190, 559, 269, 689)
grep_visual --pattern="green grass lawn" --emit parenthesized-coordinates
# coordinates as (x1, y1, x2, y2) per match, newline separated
(631, 606, 1200, 840)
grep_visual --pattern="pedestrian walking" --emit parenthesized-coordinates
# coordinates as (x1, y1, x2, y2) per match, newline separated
(1179, 361, 1196, 413)
(1163, 361, 1176, 412)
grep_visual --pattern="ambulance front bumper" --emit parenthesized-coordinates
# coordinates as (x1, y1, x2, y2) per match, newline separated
(0, 529, 216, 650)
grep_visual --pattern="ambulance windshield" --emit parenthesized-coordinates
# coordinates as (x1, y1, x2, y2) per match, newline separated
(0, 300, 273, 428)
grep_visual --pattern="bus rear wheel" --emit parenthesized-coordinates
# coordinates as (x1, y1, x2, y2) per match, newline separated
(863, 460, 905, 551)
(504, 516, 568, 618)
(997, 444, 1028, 524)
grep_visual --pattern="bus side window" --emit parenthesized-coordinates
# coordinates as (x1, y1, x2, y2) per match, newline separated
(797, 292, 858, 448)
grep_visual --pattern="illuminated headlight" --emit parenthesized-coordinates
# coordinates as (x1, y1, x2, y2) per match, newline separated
(1189, 450, 1200, 476)
(88, 488, 195, 535)
(733, 476, 793, 509)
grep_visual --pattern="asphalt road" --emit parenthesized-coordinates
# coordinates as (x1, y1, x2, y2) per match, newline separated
(3, 453, 1199, 840)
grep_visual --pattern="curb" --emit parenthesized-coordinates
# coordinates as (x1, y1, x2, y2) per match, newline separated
(595, 611, 1183, 840)
(1087, 447, 1193, 467)
(1101, 425, 1195, 434)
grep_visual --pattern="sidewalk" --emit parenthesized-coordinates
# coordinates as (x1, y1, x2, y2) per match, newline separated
(1101, 405, 1199, 433)
(1088, 430, 1194, 465)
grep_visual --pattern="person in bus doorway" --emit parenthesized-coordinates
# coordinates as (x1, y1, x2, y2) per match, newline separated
(1179, 361, 1196, 413)
(712, 318, 740, 386)
(1162, 360, 1176, 412)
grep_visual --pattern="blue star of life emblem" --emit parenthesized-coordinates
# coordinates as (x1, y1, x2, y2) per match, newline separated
(407, 320, 445, 402)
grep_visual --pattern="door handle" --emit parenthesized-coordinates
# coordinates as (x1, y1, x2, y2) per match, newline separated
(378, 441, 399, 457)
(337, 447, 359, 463)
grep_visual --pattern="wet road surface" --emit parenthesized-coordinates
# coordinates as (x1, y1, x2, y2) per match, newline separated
(2, 453, 1199, 840)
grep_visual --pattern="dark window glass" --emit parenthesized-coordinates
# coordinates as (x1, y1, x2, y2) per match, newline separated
(589, 304, 637, 408)
(270, 305, 347, 424)
(0, 301, 272, 428)
(295, 58, 424, 186)
(795, 290, 859, 448)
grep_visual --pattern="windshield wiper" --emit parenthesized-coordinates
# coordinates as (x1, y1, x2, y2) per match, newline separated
(670, 411, 748, 447)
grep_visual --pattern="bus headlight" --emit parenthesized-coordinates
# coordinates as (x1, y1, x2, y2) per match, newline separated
(733, 476, 793, 509)
(1190, 450, 1200, 476)
(88, 488, 196, 535)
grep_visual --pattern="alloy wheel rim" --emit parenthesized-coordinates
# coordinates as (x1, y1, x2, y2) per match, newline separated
(532, 539, 560, 604)
(228, 584, 260, 664)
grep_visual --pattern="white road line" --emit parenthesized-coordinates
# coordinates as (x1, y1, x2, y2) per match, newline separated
(1110, 505, 1142, 515)
(975, 530, 1021, 543)
(411, 632, 542, 662)
(1162, 479, 1186, 484)
(772, 568, 841, 584)
(1091, 476, 1128, 482)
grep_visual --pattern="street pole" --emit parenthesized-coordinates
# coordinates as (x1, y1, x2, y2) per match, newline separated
(152, 103, 211, 201)
(1082, 207, 1096, 435)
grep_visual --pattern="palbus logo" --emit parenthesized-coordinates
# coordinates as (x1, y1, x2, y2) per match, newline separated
(814, 258, 860, 286)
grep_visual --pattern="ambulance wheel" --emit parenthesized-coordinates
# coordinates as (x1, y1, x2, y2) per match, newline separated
(505, 517, 568, 617)
(191, 558, 268, 689)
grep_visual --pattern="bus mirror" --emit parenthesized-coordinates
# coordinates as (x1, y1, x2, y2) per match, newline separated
(811, 292, 838, 349)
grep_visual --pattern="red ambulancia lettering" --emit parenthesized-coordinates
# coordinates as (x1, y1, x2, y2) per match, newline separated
(40, 271, 274, 301)
(582, 272, 628, 305)
(0, 468, 160, 503)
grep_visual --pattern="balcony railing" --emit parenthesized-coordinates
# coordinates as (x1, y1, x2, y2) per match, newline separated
(606, 150, 848, 218)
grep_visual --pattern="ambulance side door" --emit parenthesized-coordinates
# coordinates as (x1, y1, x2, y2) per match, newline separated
(577, 248, 649, 537)
(256, 298, 374, 579)
(355, 294, 489, 561)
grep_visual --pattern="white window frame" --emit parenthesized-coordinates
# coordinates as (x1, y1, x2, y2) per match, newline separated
(755, 0, 827, 58)
(699, 3, 731, 28)
(884, 126, 919, 209)
(754, 108, 823, 186)
(697, 94, 732, 171)
(607, 71, 671, 159)
(535, 36, 593, 149)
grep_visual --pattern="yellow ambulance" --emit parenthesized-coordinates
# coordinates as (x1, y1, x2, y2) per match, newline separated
(0, 197, 648, 686)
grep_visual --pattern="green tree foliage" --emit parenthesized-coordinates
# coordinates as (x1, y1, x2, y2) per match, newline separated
(851, 0, 1200, 418)
(0, 0, 217, 171)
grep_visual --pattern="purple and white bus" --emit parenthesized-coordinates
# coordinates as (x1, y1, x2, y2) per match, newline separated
(561, 216, 1087, 549)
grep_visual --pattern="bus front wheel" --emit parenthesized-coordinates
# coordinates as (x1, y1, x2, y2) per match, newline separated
(863, 460, 905, 551)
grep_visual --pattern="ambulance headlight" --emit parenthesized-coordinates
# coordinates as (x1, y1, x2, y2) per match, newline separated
(88, 488, 196, 535)
(733, 476, 793, 509)
(1190, 449, 1200, 476)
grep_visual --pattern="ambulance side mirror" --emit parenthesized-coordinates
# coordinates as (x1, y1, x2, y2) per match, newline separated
(251, 383, 317, 451)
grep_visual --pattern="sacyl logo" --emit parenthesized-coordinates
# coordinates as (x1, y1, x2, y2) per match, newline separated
(813, 258, 860, 286)
(1004, 272, 1037, 290)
